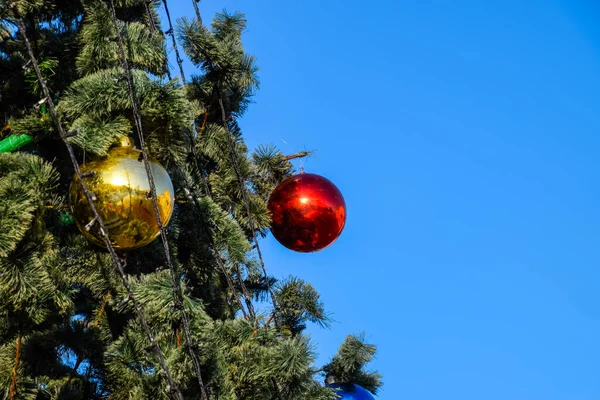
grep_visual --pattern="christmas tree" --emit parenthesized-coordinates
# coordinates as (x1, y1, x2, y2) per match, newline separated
(0, 1, 382, 398)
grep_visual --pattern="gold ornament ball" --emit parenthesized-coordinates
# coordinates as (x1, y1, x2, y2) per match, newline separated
(69, 141, 174, 250)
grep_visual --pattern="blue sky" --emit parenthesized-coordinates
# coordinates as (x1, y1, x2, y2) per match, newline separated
(161, 1, 600, 398)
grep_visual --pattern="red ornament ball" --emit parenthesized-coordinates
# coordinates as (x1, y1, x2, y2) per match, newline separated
(267, 173, 346, 252)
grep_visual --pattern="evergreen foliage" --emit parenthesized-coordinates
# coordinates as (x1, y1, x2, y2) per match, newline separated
(0, 1, 382, 398)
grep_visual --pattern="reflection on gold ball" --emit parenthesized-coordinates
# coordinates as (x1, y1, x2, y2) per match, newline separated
(69, 145, 174, 250)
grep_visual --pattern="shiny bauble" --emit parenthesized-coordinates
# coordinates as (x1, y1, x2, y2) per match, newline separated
(69, 141, 174, 250)
(267, 173, 346, 253)
(327, 383, 376, 400)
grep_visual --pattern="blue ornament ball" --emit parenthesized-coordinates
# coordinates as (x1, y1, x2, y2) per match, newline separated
(327, 383, 376, 399)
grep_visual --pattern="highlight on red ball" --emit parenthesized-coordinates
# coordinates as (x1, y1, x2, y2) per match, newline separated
(267, 173, 346, 253)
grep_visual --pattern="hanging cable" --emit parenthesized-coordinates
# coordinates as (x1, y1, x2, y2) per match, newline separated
(199, 86, 259, 320)
(106, 1, 208, 398)
(180, 144, 257, 323)
(234, 263, 258, 317)
(191, 0, 202, 24)
(143, 0, 157, 33)
(142, 0, 172, 80)
(216, 90, 281, 328)
(183, 187, 252, 319)
(162, 0, 256, 320)
(13, 14, 184, 400)
(161, 0, 186, 85)
(178, 2, 283, 326)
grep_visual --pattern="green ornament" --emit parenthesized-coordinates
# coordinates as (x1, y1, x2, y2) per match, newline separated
(60, 212, 75, 226)
(0, 134, 33, 154)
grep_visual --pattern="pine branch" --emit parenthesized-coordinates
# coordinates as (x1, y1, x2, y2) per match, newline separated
(250, 150, 312, 172)
(323, 333, 383, 394)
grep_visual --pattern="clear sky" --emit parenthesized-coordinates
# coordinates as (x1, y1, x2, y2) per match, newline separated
(161, 1, 600, 398)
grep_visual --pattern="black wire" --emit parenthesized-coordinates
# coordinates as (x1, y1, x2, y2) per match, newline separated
(12, 13, 183, 400)
(182, 186, 251, 319)
(202, 86, 259, 321)
(216, 90, 281, 329)
(177, 3, 282, 328)
(166, 0, 258, 321)
(143, 0, 157, 33)
(106, 1, 208, 398)
(143, 0, 172, 80)
(191, 0, 202, 24)
(161, 0, 186, 85)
